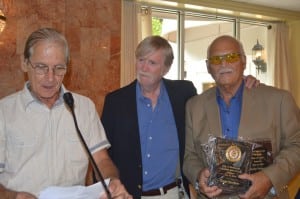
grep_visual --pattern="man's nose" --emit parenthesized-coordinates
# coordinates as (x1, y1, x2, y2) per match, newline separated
(44, 68, 55, 80)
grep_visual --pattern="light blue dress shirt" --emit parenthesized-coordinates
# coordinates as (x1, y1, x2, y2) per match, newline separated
(136, 81, 179, 191)
(217, 81, 244, 140)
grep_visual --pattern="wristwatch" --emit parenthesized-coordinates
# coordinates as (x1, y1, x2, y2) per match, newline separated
(195, 179, 201, 196)
(195, 179, 210, 198)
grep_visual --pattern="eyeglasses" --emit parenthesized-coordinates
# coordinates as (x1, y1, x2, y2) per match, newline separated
(208, 52, 241, 65)
(28, 60, 67, 76)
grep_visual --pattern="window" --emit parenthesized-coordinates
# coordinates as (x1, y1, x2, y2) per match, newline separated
(150, 8, 269, 93)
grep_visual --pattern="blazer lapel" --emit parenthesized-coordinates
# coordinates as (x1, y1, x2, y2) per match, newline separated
(205, 87, 257, 138)
(239, 88, 257, 138)
(205, 88, 223, 137)
(164, 80, 180, 125)
(124, 81, 143, 159)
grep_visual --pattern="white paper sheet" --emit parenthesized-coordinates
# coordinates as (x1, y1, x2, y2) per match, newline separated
(39, 179, 110, 199)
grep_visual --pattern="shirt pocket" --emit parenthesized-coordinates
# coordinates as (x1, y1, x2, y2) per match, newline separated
(64, 129, 88, 163)
(6, 135, 39, 173)
(64, 129, 89, 184)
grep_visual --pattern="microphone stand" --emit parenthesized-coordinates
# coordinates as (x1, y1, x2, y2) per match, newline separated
(64, 93, 112, 199)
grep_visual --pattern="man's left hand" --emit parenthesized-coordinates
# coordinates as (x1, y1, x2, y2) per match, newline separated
(100, 178, 132, 199)
(238, 171, 273, 199)
(244, 75, 260, 89)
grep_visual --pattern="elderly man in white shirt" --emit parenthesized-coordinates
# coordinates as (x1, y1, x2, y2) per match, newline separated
(0, 27, 132, 199)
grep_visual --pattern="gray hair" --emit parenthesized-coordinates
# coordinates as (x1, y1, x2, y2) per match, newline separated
(23, 27, 70, 65)
(135, 35, 174, 68)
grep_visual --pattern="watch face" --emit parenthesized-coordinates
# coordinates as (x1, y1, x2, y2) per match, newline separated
(195, 180, 200, 191)
(194, 180, 202, 196)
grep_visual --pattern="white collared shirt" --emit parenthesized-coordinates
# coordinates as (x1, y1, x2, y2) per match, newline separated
(0, 82, 110, 196)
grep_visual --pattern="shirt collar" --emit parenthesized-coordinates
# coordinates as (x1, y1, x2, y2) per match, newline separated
(136, 80, 166, 101)
(216, 80, 245, 100)
(21, 81, 66, 109)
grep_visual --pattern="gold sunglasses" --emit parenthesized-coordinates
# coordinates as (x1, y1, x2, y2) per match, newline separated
(208, 52, 241, 65)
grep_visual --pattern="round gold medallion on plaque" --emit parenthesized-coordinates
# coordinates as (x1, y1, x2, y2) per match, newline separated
(225, 145, 242, 162)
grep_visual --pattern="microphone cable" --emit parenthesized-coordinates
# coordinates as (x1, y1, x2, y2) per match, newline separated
(63, 92, 112, 199)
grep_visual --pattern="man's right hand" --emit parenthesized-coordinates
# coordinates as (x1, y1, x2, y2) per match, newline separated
(16, 192, 37, 199)
(197, 168, 222, 198)
(0, 184, 37, 199)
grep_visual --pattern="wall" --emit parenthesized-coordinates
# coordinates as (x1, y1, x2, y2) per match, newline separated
(0, 0, 121, 114)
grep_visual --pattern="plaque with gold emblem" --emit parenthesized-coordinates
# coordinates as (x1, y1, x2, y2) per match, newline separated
(226, 145, 242, 162)
(207, 137, 253, 194)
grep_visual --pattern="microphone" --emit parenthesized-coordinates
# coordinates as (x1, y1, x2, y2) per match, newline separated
(63, 92, 112, 199)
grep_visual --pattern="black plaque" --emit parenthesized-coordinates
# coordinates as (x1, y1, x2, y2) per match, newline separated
(208, 137, 252, 194)
(249, 140, 273, 174)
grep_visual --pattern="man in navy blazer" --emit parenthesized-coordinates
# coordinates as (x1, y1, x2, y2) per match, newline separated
(102, 36, 197, 198)
(102, 78, 196, 198)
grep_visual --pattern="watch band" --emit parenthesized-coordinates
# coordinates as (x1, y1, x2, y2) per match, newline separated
(195, 179, 210, 199)
(195, 179, 201, 196)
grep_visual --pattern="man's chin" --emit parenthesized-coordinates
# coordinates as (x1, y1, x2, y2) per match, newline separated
(138, 78, 154, 85)
(216, 79, 234, 86)
(38, 92, 59, 101)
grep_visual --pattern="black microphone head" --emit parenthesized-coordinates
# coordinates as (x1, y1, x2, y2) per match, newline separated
(63, 92, 74, 110)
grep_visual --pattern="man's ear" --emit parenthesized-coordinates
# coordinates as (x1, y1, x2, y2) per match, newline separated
(206, 60, 212, 74)
(21, 57, 28, 72)
(242, 55, 247, 70)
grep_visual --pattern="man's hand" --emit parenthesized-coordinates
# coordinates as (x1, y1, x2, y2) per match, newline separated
(197, 168, 222, 198)
(239, 171, 273, 199)
(0, 184, 37, 199)
(244, 75, 260, 89)
(15, 192, 37, 199)
(100, 178, 132, 199)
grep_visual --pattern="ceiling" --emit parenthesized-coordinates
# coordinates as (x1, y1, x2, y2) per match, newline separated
(232, 0, 300, 12)
(139, 0, 300, 21)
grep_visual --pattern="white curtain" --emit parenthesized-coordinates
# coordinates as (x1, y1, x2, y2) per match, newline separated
(121, 0, 152, 87)
(269, 22, 300, 199)
(270, 23, 291, 91)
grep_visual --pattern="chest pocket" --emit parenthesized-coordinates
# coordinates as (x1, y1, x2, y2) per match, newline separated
(65, 129, 89, 163)
(6, 134, 39, 172)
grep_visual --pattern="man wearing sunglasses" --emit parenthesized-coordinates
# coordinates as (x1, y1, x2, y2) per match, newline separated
(183, 35, 300, 199)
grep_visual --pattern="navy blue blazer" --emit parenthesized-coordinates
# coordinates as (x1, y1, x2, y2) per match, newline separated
(296, 189, 300, 199)
(101, 78, 197, 198)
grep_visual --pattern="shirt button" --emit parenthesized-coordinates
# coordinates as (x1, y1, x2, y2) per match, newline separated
(147, 154, 150, 158)
(138, 185, 142, 189)
(145, 171, 148, 175)
(149, 136, 152, 140)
